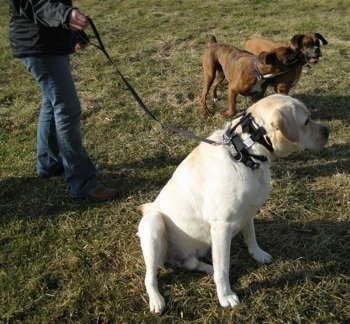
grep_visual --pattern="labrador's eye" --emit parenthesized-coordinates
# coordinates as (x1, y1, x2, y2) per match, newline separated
(304, 118, 310, 126)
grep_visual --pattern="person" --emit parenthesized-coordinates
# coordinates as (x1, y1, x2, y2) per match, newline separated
(7, 0, 119, 201)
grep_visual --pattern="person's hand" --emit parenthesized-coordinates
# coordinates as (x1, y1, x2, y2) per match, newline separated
(69, 9, 89, 31)
(75, 42, 89, 50)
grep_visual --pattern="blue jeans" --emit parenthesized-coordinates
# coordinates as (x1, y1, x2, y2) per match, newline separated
(20, 55, 99, 198)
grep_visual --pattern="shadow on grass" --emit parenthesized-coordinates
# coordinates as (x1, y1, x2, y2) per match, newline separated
(140, 218, 349, 320)
(0, 175, 93, 222)
(293, 94, 350, 122)
(208, 92, 350, 122)
(0, 152, 185, 223)
(272, 143, 350, 181)
(237, 219, 350, 318)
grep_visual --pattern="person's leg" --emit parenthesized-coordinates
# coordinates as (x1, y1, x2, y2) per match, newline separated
(36, 92, 64, 177)
(20, 55, 99, 198)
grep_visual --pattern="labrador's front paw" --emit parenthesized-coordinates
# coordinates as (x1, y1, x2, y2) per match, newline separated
(218, 292, 240, 308)
(149, 293, 165, 314)
(251, 248, 272, 264)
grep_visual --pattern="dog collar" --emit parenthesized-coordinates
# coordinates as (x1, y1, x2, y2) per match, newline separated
(253, 54, 301, 80)
(223, 113, 273, 170)
(253, 56, 265, 79)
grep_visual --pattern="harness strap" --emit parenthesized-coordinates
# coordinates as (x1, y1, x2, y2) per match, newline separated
(241, 115, 274, 152)
(223, 113, 273, 170)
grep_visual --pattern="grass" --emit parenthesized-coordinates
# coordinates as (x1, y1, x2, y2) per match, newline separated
(1, 0, 349, 322)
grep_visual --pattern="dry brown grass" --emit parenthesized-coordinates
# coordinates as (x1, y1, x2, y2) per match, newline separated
(1, 0, 349, 322)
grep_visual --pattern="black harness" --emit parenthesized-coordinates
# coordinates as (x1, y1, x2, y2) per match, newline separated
(222, 113, 274, 170)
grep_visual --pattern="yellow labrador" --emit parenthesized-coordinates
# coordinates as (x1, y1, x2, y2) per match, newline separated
(138, 94, 329, 313)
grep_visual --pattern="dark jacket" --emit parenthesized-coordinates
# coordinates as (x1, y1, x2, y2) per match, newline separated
(8, 0, 77, 57)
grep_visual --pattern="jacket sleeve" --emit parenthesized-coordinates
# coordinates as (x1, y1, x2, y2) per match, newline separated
(13, 0, 74, 29)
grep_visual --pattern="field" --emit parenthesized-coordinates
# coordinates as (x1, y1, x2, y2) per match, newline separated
(0, 0, 349, 322)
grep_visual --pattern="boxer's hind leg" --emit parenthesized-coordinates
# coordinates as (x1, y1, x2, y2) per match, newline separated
(200, 57, 217, 117)
(212, 69, 225, 102)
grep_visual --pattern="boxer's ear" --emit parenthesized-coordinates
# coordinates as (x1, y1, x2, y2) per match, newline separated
(264, 52, 277, 65)
(290, 34, 304, 50)
(315, 33, 328, 45)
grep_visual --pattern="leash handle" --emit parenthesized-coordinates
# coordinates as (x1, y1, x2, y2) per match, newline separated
(87, 17, 113, 65)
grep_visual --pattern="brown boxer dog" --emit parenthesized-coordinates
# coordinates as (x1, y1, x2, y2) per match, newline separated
(200, 36, 303, 117)
(243, 33, 328, 94)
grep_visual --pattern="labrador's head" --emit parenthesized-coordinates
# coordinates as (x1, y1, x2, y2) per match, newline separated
(248, 94, 329, 157)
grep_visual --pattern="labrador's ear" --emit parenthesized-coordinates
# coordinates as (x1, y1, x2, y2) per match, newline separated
(272, 109, 299, 143)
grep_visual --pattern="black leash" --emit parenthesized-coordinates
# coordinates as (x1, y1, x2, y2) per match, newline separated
(81, 18, 274, 169)
(83, 17, 218, 146)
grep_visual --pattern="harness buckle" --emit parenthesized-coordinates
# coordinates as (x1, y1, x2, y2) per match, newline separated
(246, 159, 260, 170)
(243, 136, 254, 148)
